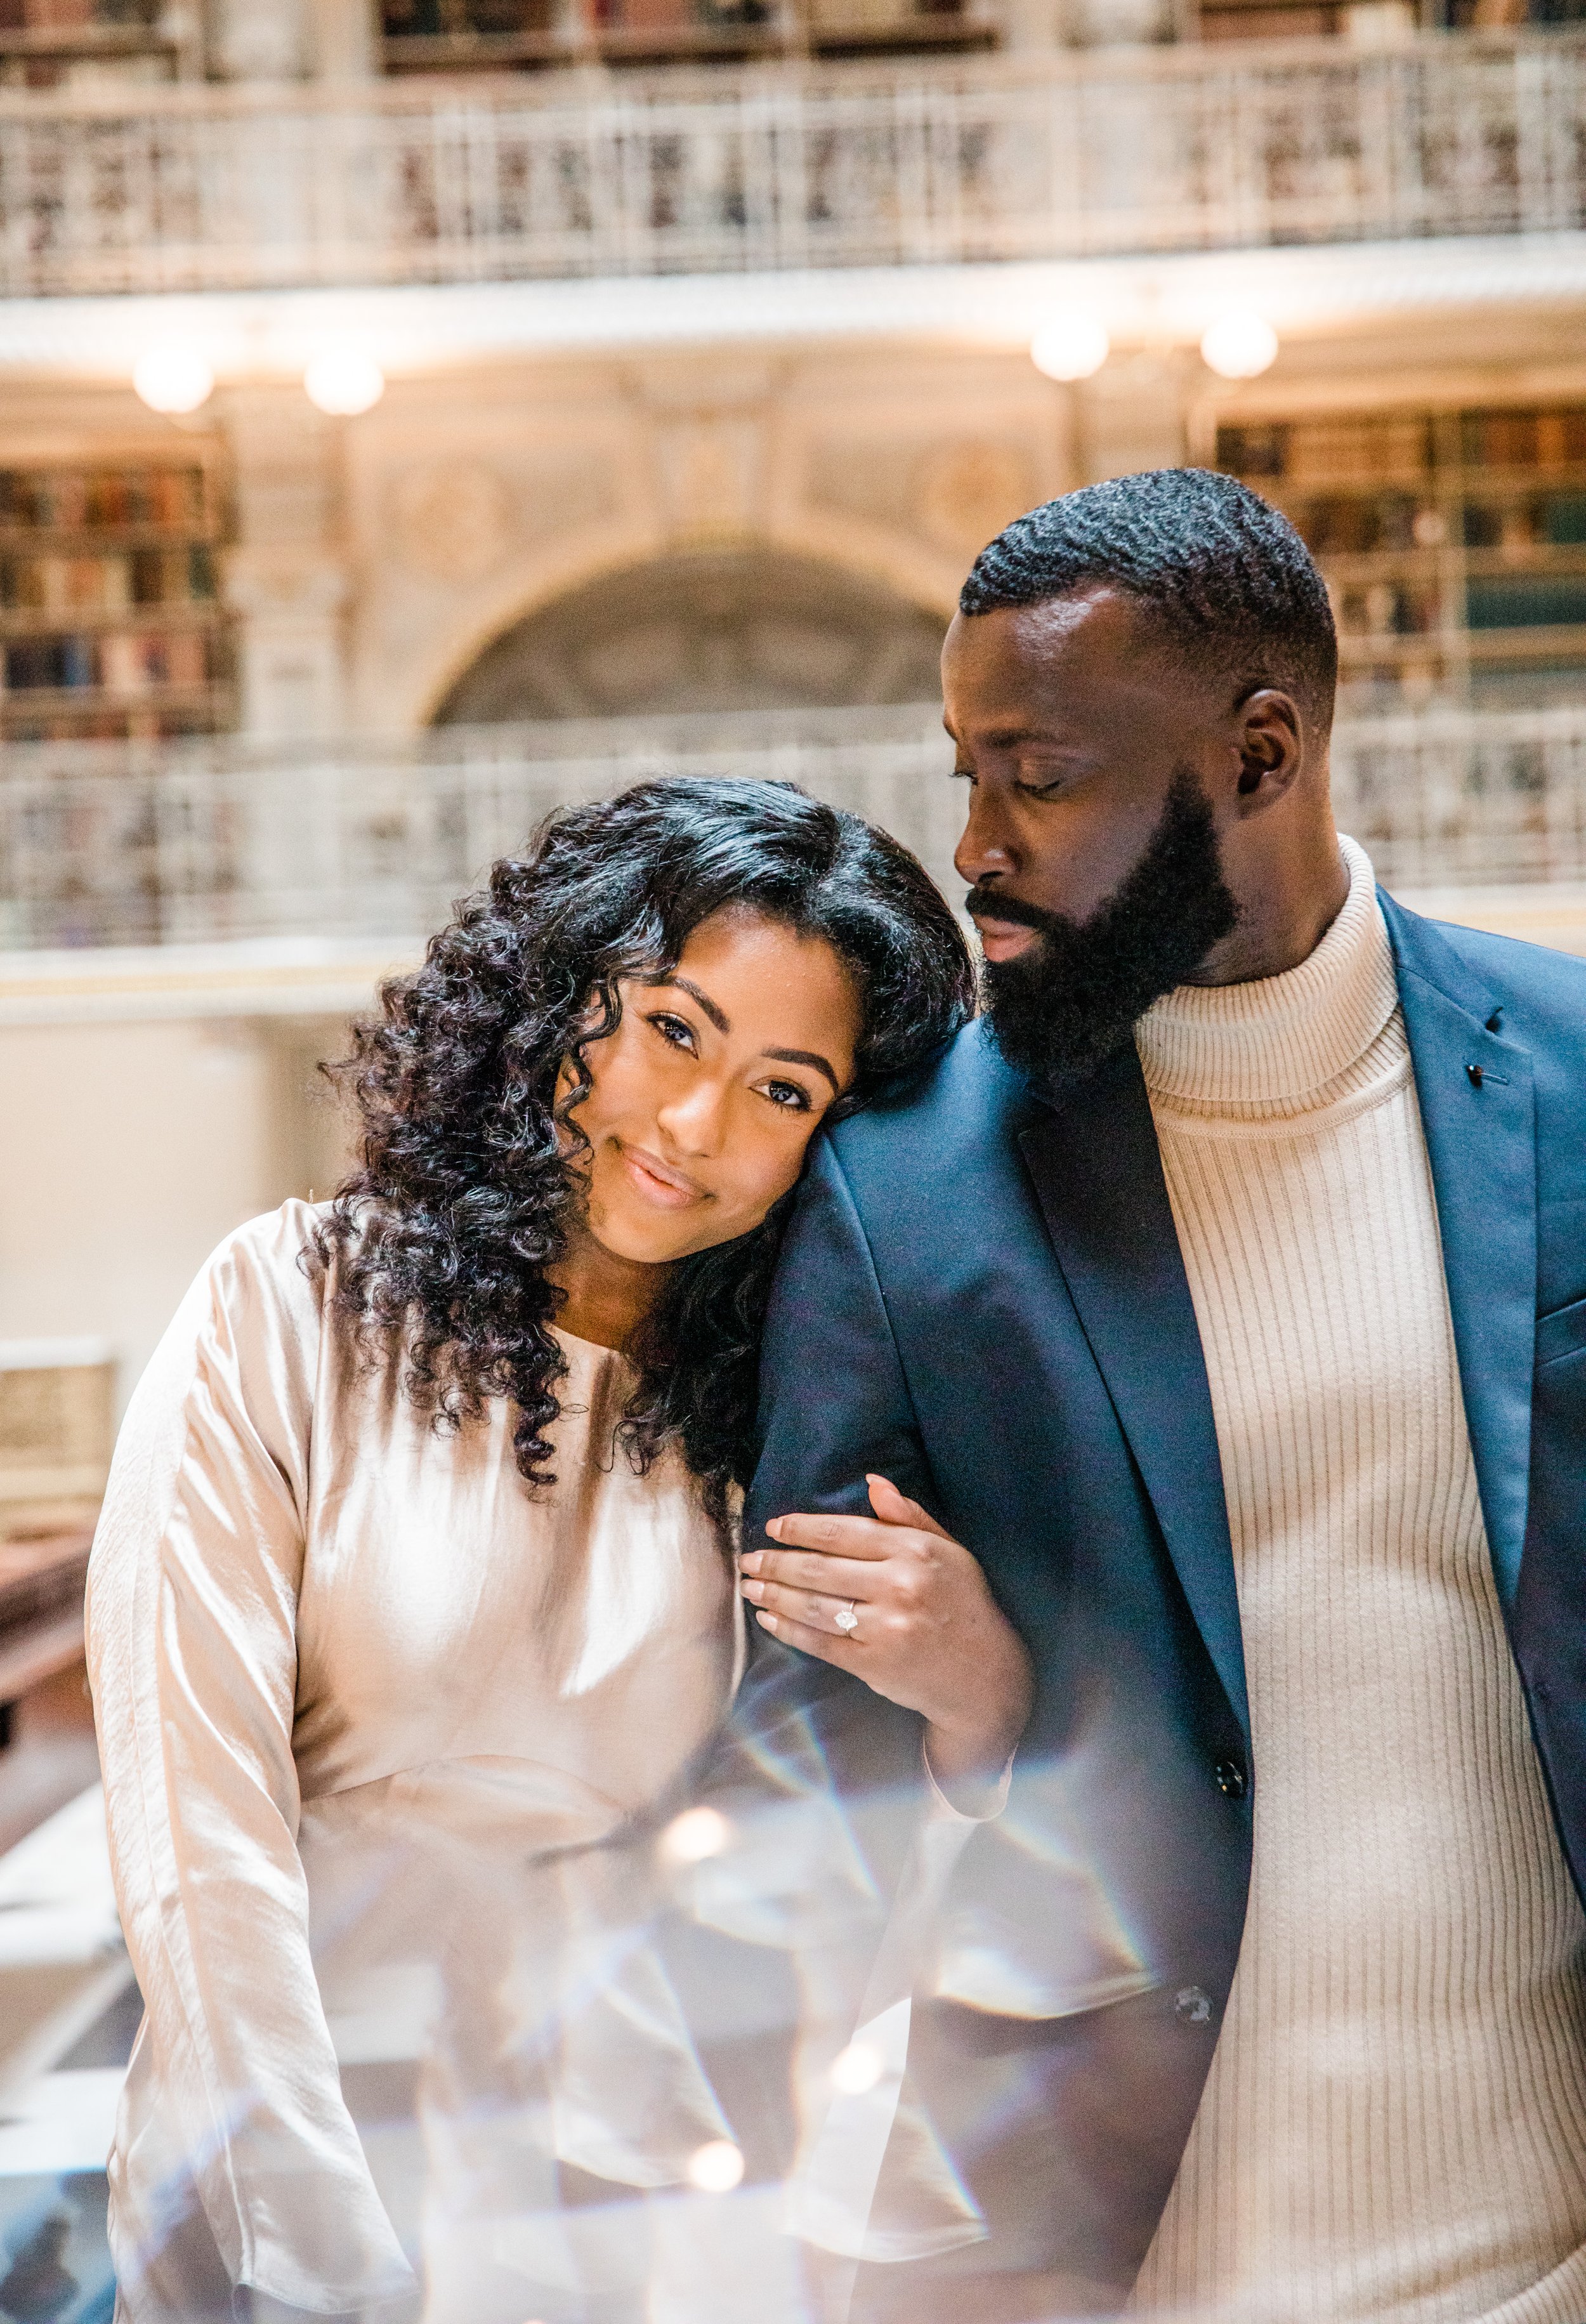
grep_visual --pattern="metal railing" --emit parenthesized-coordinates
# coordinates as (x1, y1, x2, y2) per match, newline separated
(3, 702, 1586, 952)
(0, 30, 1580, 294)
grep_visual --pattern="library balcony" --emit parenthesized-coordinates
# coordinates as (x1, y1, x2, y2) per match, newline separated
(3, 701, 1586, 985)
(0, 25, 1581, 296)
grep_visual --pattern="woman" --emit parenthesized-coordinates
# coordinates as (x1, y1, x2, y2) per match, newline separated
(86, 777, 1031, 2324)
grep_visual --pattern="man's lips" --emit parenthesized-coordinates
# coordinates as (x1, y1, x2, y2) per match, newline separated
(971, 914, 1042, 964)
(618, 1141, 707, 1211)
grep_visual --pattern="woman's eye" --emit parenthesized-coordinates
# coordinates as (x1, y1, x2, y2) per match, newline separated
(763, 1079, 813, 1112)
(648, 1013, 696, 1052)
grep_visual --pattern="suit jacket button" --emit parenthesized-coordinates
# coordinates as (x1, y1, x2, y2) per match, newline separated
(1174, 1986, 1213, 2025)
(1214, 1757, 1248, 1799)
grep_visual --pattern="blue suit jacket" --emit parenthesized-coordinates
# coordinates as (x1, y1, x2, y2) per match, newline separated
(742, 892, 1586, 2306)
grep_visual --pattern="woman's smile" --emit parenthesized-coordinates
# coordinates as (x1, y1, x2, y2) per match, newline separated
(617, 1139, 709, 1211)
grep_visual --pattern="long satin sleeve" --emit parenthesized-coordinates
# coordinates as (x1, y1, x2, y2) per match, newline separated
(86, 1216, 416, 2317)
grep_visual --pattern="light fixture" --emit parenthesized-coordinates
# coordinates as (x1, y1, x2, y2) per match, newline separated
(686, 2140, 745, 2193)
(304, 348, 386, 417)
(1030, 310, 1110, 383)
(1200, 312, 1280, 381)
(133, 346, 215, 415)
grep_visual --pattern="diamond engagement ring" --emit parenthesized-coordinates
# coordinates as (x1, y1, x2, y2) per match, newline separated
(833, 1600, 860, 1634)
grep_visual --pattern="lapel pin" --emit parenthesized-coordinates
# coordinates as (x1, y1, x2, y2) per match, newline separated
(1467, 1064, 1484, 1088)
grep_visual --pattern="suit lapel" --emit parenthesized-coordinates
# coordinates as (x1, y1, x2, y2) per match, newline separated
(1018, 1048, 1248, 1742)
(1381, 893, 1538, 1613)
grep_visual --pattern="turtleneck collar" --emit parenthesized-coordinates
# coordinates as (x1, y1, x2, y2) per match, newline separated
(1136, 837, 1399, 1115)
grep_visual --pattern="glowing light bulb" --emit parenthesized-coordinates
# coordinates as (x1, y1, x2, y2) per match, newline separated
(1030, 310, 1110, 383)
(303, 348, 385, 417)
(660, 1806, 731, 1865)
(1200, 312, 1280, 381)
(133, 347, 214, 415)
(830, 2041, 885, 2095)
(686, 2139, 745, 2193)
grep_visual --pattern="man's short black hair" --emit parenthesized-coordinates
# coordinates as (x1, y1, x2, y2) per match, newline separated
(959, 467, 1338, 723)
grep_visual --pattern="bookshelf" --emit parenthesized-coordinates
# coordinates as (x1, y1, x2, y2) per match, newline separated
(379, 0, 992, 70)
(0, 0, 197, 88)
(1216, 400, 1586, 708)
(0, 452, 235, 740)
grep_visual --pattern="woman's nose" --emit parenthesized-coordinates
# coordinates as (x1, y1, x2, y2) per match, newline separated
(657, 1077, 728, 1159)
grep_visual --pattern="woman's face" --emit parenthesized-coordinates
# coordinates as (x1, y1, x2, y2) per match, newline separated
(563, 906, 861, 1266)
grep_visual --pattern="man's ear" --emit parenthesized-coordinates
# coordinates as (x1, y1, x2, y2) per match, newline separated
(1233, 688, 1305, 811)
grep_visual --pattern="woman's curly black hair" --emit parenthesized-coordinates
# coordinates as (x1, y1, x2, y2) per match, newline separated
(311, 776, 973, 1521)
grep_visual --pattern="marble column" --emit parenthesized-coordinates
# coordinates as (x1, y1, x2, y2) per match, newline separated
(221, 387, 352, 739)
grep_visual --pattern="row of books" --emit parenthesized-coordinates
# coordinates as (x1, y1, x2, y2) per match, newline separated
(0, 468, 210, 532)
(0, 0, 160, 30)
(0, 548, 219, 614)
(1330, 578, 1586, 641)
(1465, 410, 1586, 473)
(4, 707, 225, 739)
(1335, 582, 1438, 641)
(383, 0, 959, 31)
(1290, 492, 1586, 558)
(3, 630, 218, 693)
(1221, 409, 1586, 487)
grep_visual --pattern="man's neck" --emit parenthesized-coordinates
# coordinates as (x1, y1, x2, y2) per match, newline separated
(1188, 826, 1351, 989)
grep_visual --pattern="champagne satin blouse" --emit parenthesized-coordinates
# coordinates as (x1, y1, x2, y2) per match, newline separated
(86, 1202, 744, 2320)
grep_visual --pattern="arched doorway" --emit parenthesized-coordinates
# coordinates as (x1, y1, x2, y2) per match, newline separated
(433, 548, 947, 723)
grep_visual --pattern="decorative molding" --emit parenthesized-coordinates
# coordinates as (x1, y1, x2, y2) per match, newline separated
(391, 459, 514, 585)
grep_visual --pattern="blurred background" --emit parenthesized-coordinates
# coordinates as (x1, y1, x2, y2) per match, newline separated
(1, 0, 1585, 2305)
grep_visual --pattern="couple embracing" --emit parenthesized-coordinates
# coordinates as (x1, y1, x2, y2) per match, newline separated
(88, 468, 1586, 2324)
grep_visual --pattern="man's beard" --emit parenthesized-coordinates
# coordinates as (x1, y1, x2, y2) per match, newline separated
(973, 766, 1239, 1091)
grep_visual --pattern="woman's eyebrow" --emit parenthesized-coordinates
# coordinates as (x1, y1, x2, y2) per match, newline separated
(657, 975, 730, 1033)
(654, 979, 839, 1091)
(764, 1047, 841, 1093)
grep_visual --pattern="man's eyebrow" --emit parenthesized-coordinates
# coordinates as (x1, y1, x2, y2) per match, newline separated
(764, 1047, 841, 1094)
(655, 975, 730, 1033)
(945, 717, 1056, 748)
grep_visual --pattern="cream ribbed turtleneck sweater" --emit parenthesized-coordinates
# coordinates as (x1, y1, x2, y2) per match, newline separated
(1126, 839, 1586, 2324)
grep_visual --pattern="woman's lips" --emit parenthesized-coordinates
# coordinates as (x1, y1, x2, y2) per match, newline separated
(618, 1142, 706, 1211)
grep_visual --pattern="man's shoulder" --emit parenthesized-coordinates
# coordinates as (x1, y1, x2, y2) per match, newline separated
(829, 1019, 1028, 1162)
(1386, 890, 1586, 1026)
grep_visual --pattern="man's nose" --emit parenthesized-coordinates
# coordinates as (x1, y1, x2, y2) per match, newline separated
(954, 785, 1019, 890)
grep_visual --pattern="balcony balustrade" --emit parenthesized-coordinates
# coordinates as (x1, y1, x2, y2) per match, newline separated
(3, 701, 1585, 952)
(0, 30, 1580, 294)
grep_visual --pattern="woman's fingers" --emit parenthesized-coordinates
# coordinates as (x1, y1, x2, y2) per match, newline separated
(761, 1511, 897, 1559)
(747, 1577, 868, 1634)
(752, 1606, 860, 1665)
(739, 1546, 879, 1597)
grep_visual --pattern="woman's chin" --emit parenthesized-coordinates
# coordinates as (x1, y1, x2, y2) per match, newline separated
(586, 1208, 712, 1269)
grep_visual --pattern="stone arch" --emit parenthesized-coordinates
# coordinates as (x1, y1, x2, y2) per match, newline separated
(431, 546, 948, 725)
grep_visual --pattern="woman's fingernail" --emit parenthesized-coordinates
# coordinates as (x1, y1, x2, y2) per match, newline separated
(766, 1518, 783, 1540)
(742, 1579, 765, 1603)
(740, 1551, 761, 1574)
(757, 1611, 779, 1633)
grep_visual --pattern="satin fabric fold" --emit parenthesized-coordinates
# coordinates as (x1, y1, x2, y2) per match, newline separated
(88, 1202, 744, 2318)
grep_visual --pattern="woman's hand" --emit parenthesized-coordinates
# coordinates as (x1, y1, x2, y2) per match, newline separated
(739, 1474, 1034, 1801)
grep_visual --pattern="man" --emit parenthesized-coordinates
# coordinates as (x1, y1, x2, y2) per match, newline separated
(739, 468, 1586, 2321)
